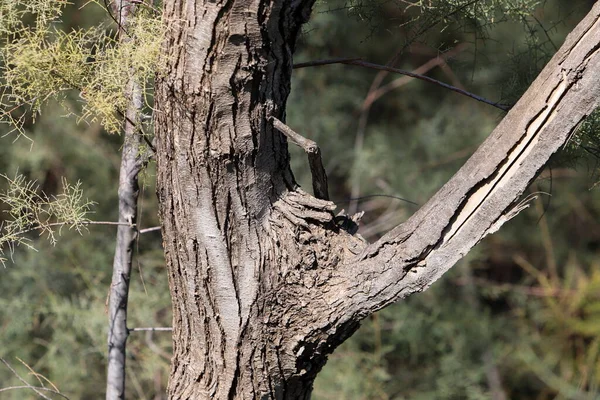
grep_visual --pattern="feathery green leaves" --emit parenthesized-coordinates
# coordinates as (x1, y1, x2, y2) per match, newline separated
(0, 174, 94, 267)
(0, 0, 163, 136)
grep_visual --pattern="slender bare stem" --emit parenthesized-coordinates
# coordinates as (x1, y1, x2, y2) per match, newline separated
(139, 226, 161, 234)
(0, 386, 71, 399)
(5, 221, 133, 239)
(128, 327, 173, 332)
(293, 58, 511, 111)
(292, 57, 362, 68)
(0, 358, 56, 400)
(106, 2, 144, 399)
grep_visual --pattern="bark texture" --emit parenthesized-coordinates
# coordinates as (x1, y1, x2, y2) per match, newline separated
(154, 1, 600, 399)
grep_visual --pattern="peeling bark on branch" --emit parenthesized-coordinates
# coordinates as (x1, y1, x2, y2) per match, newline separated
(154, 1, 600, 399)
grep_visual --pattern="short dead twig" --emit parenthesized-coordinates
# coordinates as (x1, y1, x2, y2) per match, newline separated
(271, 117, 330, 201)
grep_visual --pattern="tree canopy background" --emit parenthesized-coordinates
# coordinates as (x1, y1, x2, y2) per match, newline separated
(1, 0, 600, 398)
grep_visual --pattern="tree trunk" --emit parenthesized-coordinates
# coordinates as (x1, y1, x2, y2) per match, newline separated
(154, 1, 600, 399)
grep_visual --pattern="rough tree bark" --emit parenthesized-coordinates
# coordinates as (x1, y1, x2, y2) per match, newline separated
(154, 1, 600, 399)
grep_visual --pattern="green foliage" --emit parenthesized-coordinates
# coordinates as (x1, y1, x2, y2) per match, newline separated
(0, 0, 67, 34)
(0, 3, 169, 397)
(0, 0, 163, 136)
(411, 0, 542, 23)
(318, 0, 543, 41)
(0, 109, 170, 398)
(78, 6, 164, 133)
(561, 108, 600, 186)
(0, 173, 94, 266)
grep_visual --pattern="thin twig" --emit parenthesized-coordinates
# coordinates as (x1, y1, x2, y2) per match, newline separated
(128, 327, 173, 332)
(293, 57, 362, 69)
(115, 109, 156, 153)
(4, 220, 134, 241)
(347, 45, 467, 213)
(0, 358, 53, 400)
(139, 226, 161, 234)
(0, 97, 41, 120)
(369, 43, 469, 108)
(0, 386, 71, 399)
(271, 117, 330, 200)
(293, 58, 511, 111)
(347, 60, 512, 110)
(144, 331, 172, 362)
(52, 69, 155, 154)
(16, 357, 60, 392)
(104, 0, 124, 31)
(335, 194, 418, 206)
(531, 14, 559, 52)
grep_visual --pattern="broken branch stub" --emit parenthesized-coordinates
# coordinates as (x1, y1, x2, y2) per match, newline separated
(272, 117, 330, 201)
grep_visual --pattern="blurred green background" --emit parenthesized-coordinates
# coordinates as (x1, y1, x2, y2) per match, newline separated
(2, 1, 600, 398)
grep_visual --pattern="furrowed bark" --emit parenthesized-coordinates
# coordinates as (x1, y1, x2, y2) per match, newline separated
(106, 1, 143, 399)
(154, 1, 600, 399)
(155, 1, 331, 398)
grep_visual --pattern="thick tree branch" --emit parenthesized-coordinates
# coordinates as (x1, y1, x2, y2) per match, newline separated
(153, 0, 600, 398)
(332, 3, 600, 319)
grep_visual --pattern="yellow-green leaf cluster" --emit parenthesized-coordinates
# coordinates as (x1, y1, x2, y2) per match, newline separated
(0, 174, 95, 267)
(80, 10, 165, 133)
(3, 27, 99, 114)
(0, 0, 68, 34)
(410, 0, 541, 22)
(0, 0, 164, 135)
